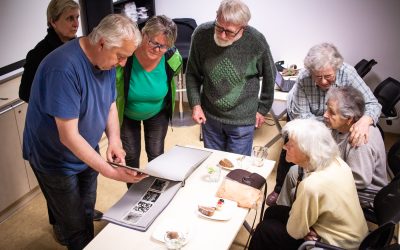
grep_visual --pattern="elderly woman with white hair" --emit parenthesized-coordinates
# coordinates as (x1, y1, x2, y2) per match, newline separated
(249, 119, 368, 250)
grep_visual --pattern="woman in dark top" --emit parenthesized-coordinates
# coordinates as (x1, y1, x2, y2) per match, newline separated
(19, 0, 79, 102)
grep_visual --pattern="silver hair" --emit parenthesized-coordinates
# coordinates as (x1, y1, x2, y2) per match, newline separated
(304, 43, 344, 72)
(47, 0, 79, 27)
(326, 86, 365, 122)
(282, 119, 339, 172)
(88, 14, 142, 49)
(142, 15, 177, 48)
(217, 0, 251, 26)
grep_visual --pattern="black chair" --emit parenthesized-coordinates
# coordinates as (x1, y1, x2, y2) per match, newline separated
(388, 139, 400, 178)
(298, 176, 400, 250)
(172, 18, 197, 120)
(373, 77, 400, 125)
(354, 59, 377, 78)
(172, 18, 197, 73)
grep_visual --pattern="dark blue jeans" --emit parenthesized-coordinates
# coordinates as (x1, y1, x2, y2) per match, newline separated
(31, 165, 98, 250)
(121, 109, 169, 168)
(202, 116, 254, 156)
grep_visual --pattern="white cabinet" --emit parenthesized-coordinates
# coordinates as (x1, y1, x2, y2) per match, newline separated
(14, 102, 38, 189)
(0, 102, 38, 213)
(0, 104, 31, 212)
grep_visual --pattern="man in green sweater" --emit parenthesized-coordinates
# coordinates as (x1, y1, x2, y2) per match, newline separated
(186, 0, 275, 155)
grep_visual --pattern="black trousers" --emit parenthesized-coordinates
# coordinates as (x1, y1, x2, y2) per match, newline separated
(274, 150, 294, 193)
(274, 114, 294, 193)
(249, 205, 303, 250)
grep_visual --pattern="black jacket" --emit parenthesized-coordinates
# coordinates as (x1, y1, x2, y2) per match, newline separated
(19, 27, 63, 102)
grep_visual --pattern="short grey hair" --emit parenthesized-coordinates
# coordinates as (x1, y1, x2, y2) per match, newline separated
(326, 86, 365, 122)
(217, 0, 251, 26)
(304, 43, 344, 72)
(47, 0, 79, 27)
(282, 119, 339, 172)
(142, 15, 177, 48)
(88, 14, 142, 49)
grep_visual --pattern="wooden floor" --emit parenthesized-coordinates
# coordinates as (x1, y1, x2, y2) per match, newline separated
(0, 104, 398, 250)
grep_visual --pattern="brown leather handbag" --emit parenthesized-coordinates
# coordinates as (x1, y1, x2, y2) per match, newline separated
(216, 169, 266, 208)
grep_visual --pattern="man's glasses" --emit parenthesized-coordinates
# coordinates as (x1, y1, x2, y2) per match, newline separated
(313, 74, 335, 82)
(148, 39, 168, 52)
(214, 20, 243, 38)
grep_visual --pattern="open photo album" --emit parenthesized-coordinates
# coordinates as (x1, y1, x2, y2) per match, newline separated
(102, 146, 212, 231)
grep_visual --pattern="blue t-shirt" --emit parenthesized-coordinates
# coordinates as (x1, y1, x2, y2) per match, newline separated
(23, 38, 116, 175)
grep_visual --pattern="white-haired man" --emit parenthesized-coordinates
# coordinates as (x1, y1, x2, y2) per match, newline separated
(23, 14, 146, 249)
(186, 0, 276, 155)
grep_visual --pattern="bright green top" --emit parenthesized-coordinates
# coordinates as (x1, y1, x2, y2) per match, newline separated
(125, 55, 168, 120)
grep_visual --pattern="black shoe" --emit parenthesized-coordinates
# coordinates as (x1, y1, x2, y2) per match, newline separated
(266, 191, 279, 206)
(93, 209, 103, 221)
(52, 224, 67, 246)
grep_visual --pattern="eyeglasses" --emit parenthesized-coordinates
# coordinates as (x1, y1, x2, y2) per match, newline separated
(313, 74, 335, 82)
(214, 20, 243, 38)
(147, 39, 168, 52)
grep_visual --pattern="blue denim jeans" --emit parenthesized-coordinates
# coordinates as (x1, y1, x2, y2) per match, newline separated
(121, 109, 169, 168)
(202, 116, 255, 156)
(31, 165, 98, 250)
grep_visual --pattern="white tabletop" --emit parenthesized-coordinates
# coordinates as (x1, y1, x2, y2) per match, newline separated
(85, 148, 275, 250)
(274, 89, 289, 102)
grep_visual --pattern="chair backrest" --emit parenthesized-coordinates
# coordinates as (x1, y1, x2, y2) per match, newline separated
(387, 139, 400, 178)
(354, 59, 377, 78)
(373, 176, 400, 226)
(359, 223, 396, 250)
(373, 77, 400, 118)
(172, 18, 197, 72)
(360, 177, 400, 249)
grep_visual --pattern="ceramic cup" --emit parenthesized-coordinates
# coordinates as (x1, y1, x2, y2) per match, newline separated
(164, 231, 185, 249)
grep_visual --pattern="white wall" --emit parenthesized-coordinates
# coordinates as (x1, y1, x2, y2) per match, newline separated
(156, 0, 400, 134)
(0, 0, 82, 75)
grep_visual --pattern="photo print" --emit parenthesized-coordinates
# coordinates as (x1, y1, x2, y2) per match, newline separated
(142, 190, 161, 203)
(149, 178, 169, 193)
(122, 211, 142, 225)
(132, 201, 153, 214)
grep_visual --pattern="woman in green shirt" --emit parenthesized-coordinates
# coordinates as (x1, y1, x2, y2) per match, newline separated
(116, 16, 182, 182)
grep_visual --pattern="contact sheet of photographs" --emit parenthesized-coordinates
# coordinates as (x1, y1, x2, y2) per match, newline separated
(102, 176, 182, 232)
(122, 179, 169, 226)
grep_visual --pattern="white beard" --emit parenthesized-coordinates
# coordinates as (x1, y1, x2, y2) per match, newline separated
(214, 33, 233, 47)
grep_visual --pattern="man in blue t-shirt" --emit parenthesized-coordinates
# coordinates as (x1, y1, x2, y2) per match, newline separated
(23, 14, 146, 249)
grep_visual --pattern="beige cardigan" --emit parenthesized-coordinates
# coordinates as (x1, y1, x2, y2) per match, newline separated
(287, 157, 368, 249)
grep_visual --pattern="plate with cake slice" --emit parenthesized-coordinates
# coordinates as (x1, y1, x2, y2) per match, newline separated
(218, 156, 248, 171)
(217, 158, 236, 170)
(197, 197, 237, 221)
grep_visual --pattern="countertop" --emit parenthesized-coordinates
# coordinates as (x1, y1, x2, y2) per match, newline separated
(0, 76, 23, 111)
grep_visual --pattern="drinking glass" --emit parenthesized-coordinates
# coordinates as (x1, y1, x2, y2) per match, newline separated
(251, 146, 268, 167)
(206, 165, 221, 182)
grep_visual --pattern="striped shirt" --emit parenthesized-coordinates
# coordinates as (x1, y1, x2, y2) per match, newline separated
(287, 62, 381, 124)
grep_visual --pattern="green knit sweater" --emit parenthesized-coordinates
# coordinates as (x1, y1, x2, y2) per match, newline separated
(186, 21, 276, 125)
